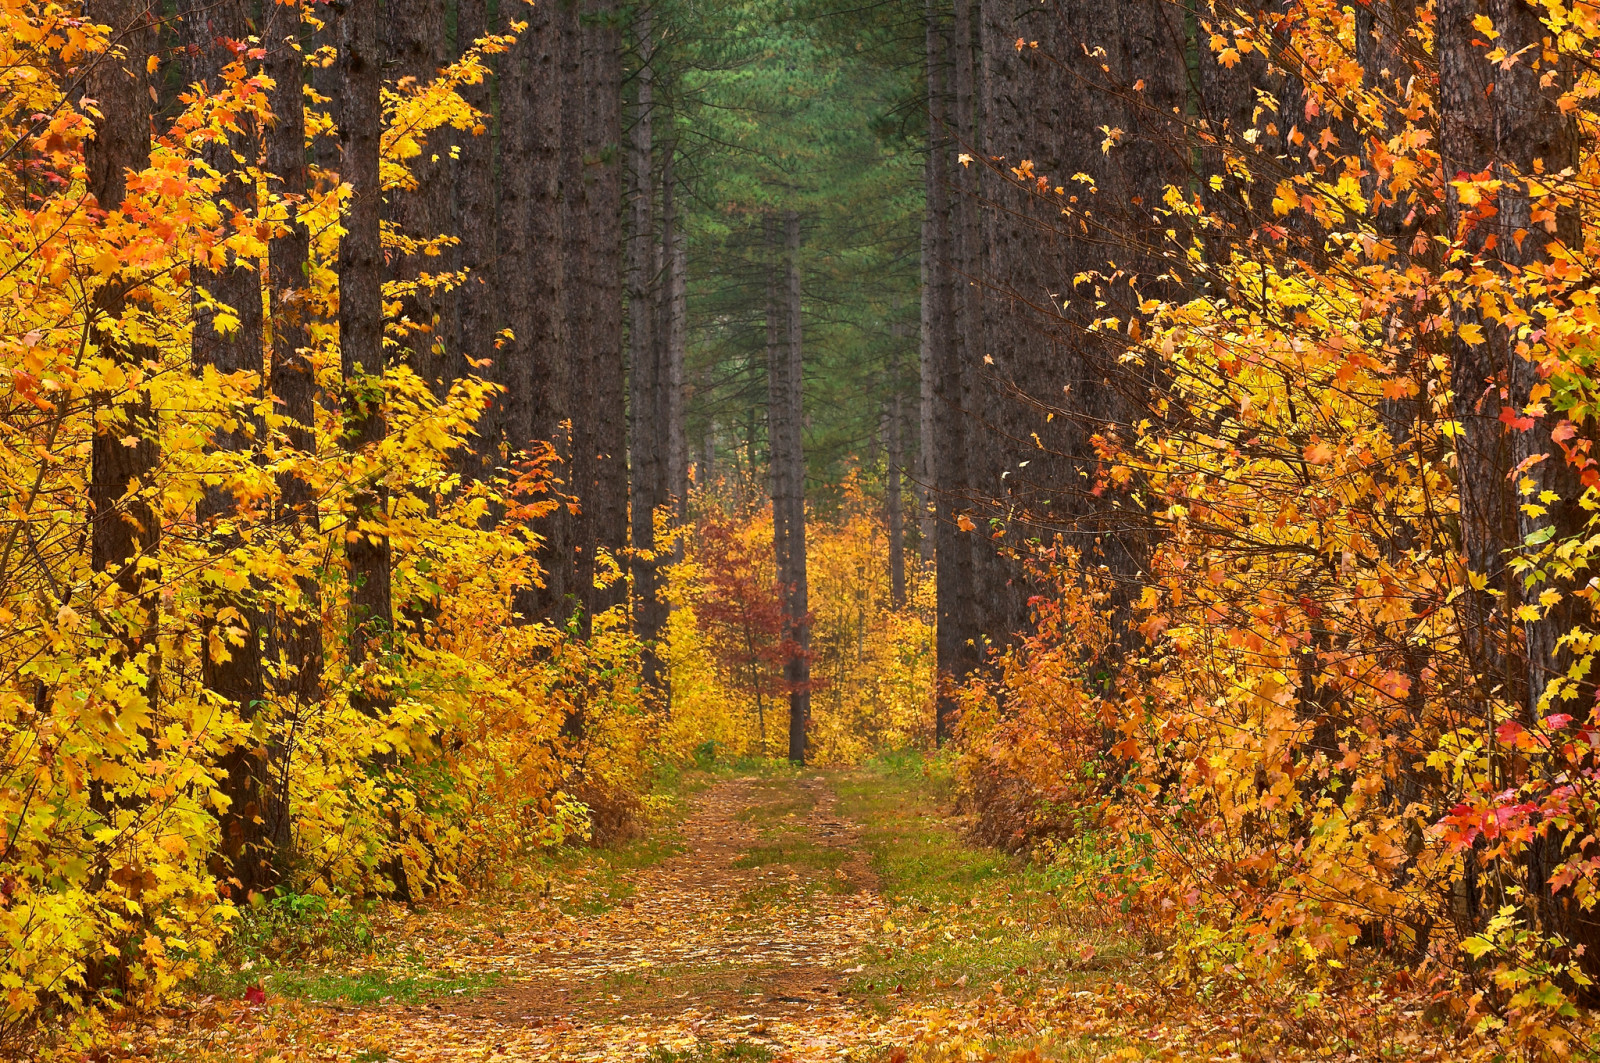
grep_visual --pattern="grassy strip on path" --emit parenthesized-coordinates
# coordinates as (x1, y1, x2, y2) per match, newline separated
(830, 753, 1149, 1013)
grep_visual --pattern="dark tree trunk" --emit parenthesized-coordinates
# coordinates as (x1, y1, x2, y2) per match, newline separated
(262, 0, 318, 874)
(971, 0, 1181, 651)
(1438, 0, 1580, 715)
(627, 7, 665, 686)
(562, 0, 596, 634)
(503, 0, 570, 622)
(768, 211, 811, 765)
(456, 0, 500, 478)
(916, 169, 938, 564)
(385, 0, 449, 389)
(336, 0, 405, 902)
(335, 0, 393, 713)
(935, 0, 978, 741)
(180, 0, 275, 894)
(528, 0, 570, 616)
(587, 0, 629, 618)
(86, 0, 161, 807)
(1436, 0, 1584, 956)
(661, 149, 688, 519)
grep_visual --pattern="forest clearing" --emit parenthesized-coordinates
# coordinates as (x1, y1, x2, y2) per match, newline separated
(9, 0, 1600, 1058)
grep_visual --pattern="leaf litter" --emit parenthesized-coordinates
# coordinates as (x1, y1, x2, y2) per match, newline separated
(89, 772, 1491, 1063)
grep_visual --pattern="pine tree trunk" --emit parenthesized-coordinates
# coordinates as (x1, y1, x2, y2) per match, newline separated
(916, 192, 938, 563)
(86, 0, 160, 776)
(503, 0, 570, 622)
(587, 0, 629, 618)
(384, 0, 449, 389)
(1440, 0, 1581, 727)
(335, 0, 392, 712)
(563, 0, 596, 633)
(180, 0, 274, 894)
(770, 210, 810, 765)
(262, 0, 317, 873)
(1436, 0, 1587, 968)
(456, 0, 500, 479)
(935, 0, 978, 741)
(661, 149, 689, 518)
(627, 7, 665, 686)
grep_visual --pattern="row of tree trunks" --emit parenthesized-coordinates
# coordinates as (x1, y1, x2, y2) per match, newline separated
(81, 0, 636, 897)
(921, 0, 1187, 715)
(625, 8, 693, 693)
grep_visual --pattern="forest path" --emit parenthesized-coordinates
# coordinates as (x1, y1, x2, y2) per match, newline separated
(122, 766, 1159, 1062)
(359, 773, 896, 1060)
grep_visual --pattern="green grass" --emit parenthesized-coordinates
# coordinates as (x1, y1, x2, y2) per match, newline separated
(828, 755, 1145, 1014)
(263, 968, 503, 1005)
(647, 1041, 776, 1063)
(189, 961, 503, 1006)
(731, 839, 846, 873)
(733, 793, 816, 830)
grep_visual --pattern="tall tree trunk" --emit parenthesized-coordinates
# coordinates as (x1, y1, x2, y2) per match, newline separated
(456, 0, 500, 478)
(627, 7, 665, 686)
(886, 395, 907, 609)
(934, 0, 977, 741)
(385, 0, 449, 389)
(563, 0, 596, 634)
(503, 0, 570, 622)
(769, 210, 810, 765)
(334, 0, 393, 712)
(1438, 0, 1583, 947)
(661, 149, 689, 519)
(180, 0, 275, 894)
(336, 0, 404, 901)
(86, 0, 160, 771)
(972, 0, 1180, 652)
(916, 190, 938, 563)
(1438, 0, 1580, 716)
(587, 0, 629, 618)
(263, 0, 318, 875)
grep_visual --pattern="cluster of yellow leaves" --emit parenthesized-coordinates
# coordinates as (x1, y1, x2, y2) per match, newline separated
(961, 0, 1600, 1053)
(0, 3, 656, 1044)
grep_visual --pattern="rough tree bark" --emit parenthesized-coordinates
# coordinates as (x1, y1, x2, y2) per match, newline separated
(456, 0, 500, 478)
(262, 0, 317, 874)
(504, 0, 570, 622)
(934, 0, 977, 741)
(1437, 0, 1583, 949)
(1438, 0, 1579, 716)
(384, 0, 449, 389)
(86, 0, 160, 765)
(181, 0, 274, 893)
(587, 0, 629, 618)
(334, 0, 393, 715)
(563, 0, 596, 633)
(627, 6, 665, 686)
(768, 211, 811, 765)
(661, 149, 689, 519)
